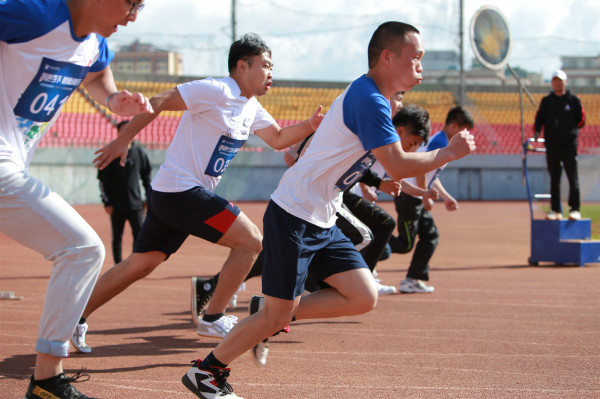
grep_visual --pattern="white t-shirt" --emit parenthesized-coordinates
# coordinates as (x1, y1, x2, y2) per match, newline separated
(151, 77, 276, 193)
(0, 0, 113, 170)
(271, 75, 399, 228)
(405, 130, 449, 198)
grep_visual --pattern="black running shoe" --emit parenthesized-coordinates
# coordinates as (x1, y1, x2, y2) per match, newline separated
(181, 360, 241, 398)
(24, 371, 97, 399)
(191, 276, 217, 325)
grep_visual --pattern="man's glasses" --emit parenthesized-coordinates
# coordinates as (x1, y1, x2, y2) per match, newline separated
(125, 0, 145, 16)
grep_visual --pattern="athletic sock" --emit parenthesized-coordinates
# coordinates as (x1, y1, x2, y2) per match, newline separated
(202, 313, 224, 323)
(200, 351, 227, 369)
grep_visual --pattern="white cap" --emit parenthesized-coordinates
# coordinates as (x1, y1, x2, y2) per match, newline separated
(551, 69, 567, 81)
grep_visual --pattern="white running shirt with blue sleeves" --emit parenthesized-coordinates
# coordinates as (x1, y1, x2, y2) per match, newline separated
(0, 0, 113, 169)
(271, 75, 399, 228)
(150, 77, 276, 193)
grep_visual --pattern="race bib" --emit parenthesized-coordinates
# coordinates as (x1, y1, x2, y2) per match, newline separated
(334, 151, 376, 192)
(205, 135, 246, 177)
(13, 57, 89, 148)
(14, 57, 89, 122)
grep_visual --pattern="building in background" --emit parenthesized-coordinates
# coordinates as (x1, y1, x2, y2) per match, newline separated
(561, 54, 600, 87)
(422, 50, 542, 87)
(111, 40, 183, 76)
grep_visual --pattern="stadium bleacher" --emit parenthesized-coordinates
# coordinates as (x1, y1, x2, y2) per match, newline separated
(40, 80, 599, 155)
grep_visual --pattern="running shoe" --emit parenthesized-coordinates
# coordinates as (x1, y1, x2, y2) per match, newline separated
(399, 278, 434, 294)
(197, 315, 238, 339)
(24, 370, 96, 399)
(249, 295, 268, 367)
(546, 211, 562, 220)
(228, 283, 246, 310)
(71, 322, 92, 353)
(192, 276, 217, 325)
(181, 359, 241, 399)
(568, 210, 581, 220)
(375, 280, 397, 296)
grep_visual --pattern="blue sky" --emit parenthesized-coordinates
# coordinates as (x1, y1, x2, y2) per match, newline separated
(109, 0, 600, 82)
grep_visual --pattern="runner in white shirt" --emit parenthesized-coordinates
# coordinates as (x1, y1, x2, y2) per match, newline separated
(0, 1, 153, 398)
(184, 22, 475, 399)
(83, 34, 323, 354)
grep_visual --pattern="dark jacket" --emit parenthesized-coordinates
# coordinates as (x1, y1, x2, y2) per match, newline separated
(534, 90, 585, 149)
(98, 141, 152, 212)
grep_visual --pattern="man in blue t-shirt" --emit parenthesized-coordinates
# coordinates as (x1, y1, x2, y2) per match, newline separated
(181, 22, 476, 399)
(389, 106, 474, 294)
(0, 1, 152, 398)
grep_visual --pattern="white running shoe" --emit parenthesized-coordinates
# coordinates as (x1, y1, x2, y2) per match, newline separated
(375, 279, 397, 296)
(71, 322, 92, 353)
(546, 211, 562, 220)
(228, 283, 246, 309)
(399, 278, 435, 294)
(249, 295, 268, 367)
(196, 315, 238, 339)
(568, 210, 581, 220)
(252, 339, 269, 367)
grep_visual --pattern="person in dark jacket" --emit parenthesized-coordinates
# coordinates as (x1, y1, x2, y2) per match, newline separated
(98, 120, 152, 264)
(534, 69, 586, 220)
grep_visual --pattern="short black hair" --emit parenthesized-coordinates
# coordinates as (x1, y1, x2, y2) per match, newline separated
(445, 106, 474, 129)
(116, 120, 129, 131)
(392, 104, 430, 145)
(228, 33, 271, 73)
(368, 22, 420, 69)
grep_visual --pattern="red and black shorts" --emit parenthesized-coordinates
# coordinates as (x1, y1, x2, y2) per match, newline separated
(133, 186, 240, 257)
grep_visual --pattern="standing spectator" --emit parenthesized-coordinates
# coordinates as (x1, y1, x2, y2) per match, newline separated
(0, 0, 153, 398)
(98, 120, 152, 265)
(389, 106, 474, 294)
(534, 69, 586, 220)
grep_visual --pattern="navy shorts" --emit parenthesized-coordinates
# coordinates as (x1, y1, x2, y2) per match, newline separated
(262, 200, 368, 300)
(133, 187, 241, 256)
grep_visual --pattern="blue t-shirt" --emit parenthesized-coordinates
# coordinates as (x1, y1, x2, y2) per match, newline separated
(272, 75, 399, 227)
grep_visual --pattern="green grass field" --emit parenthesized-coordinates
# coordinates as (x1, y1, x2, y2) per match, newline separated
(544, 203, 600, 239)
(582, 203, 600, 239)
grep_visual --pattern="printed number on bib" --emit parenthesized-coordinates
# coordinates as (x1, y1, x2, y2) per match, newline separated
(334, 152, 376, 192)
(205, 135, 246, 177)
(14, 57, 89, 122)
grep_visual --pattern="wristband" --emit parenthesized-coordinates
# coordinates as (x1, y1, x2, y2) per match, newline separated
(105, 92, 119, 113)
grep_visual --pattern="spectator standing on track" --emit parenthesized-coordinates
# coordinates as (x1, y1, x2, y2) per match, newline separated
(98, 120, 152, 265)
(78, 33, 323, 351)
(389, 105, 474, 294)
(534, 69, 586, 221)
(0, 0, 153, 398)
(181, 21, 475, 399)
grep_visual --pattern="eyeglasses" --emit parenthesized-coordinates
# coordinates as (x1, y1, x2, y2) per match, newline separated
(125, 0, 145, 16)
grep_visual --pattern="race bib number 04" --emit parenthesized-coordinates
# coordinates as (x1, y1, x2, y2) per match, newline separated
(14, 57, 89, 122)
(205, 135, 246, 177)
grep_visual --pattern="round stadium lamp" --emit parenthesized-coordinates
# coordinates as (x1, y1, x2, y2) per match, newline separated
(469, 5, 511, 71)
(469, 5, 537, 185)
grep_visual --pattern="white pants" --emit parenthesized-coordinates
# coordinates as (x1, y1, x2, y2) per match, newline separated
(0, 161, 104, 357)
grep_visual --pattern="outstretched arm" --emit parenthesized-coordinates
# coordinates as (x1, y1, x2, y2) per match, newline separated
(94, 86, 186, 169)
(255, 105, 324, 150)
(83, 66, 153, 116)
(372, 129, 475, 180)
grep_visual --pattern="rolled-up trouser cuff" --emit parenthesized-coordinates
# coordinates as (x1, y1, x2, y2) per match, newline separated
(36, 338, 70, 358)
